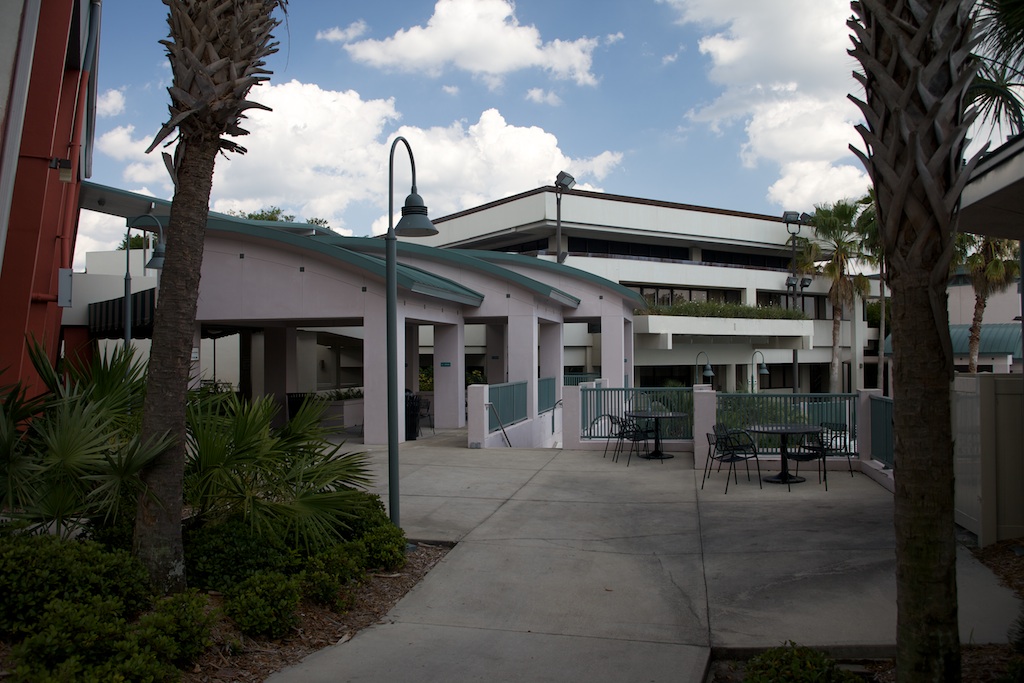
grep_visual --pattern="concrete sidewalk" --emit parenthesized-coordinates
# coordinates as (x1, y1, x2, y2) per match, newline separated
(267, 432, 1019, 682)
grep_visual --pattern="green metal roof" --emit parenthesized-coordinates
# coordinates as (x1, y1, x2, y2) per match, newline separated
(332, 237, 583, 309)
(884, 323, 1022, 359)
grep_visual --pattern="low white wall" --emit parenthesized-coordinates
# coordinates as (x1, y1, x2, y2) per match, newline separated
(467, 383, 562, 448)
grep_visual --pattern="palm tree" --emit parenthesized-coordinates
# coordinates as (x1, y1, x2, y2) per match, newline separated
(134, 0, 288, 593)
(856, 189, 888, 395)
(961, 236, 1021, 371)
(807, 200, 872, 393)
(848, 0, 981, 678)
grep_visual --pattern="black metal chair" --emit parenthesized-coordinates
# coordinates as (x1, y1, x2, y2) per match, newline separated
(616, 417, 651, 467)
(417, 397, 434, 435)
(820, 421, 854, 476)
(588, 414, 626, 459)
(704, 425, 761, 493)
(789, 430, 835, 492)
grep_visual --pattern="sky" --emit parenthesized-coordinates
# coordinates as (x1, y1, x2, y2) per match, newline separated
(77, 0, 877, 268)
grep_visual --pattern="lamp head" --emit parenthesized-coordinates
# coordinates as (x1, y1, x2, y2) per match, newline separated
(800, 276, 813, 288)
(786, 276, 798, 288)
(145, 240, 165, 270)
(703, 362, 714, 379)
(555, 171, 576, 191)
(782, 211, 801, 224)
(758, 362, 769, 376)
(395, 191, 438, 237)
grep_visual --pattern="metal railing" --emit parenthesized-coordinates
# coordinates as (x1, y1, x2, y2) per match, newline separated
(580, 387, 694, 440)
(869, 395, 894, 468)
(715, 393, 857, 456)
(538, 376, 556, 413)
(489, 381, 527, 433)
(564, 373, 600, 386)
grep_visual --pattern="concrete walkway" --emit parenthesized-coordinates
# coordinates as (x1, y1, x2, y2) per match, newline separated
(267, 430, 1019, 682)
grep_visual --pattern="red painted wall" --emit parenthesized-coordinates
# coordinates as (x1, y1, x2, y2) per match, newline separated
(0, 0, 88, 394)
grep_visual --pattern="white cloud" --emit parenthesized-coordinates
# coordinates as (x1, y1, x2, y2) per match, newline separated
(96, 89, 125, 117)
(90, 80, 621, 240)
(316, 20, 368, 43)
(662, 52, 679, 65)
(605, 32, 625, 45)
(525, 88, 562, 106)
(660, 0, 867, 211)
(343, 0, 600, 87)
(442, 84, 460, 95)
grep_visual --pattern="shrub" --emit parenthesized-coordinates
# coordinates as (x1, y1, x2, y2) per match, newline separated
(341, 492, 389, 540)
(743, 642, 860, 683)
(0, 534, 152, 638)
(135, 589, 216, 666)
(184, 518, 298, 592)
(362, 523, 407, 571)
(9, 596, 179, 683)
(224, 571, 301, 639)
(300, 540, 368, 609)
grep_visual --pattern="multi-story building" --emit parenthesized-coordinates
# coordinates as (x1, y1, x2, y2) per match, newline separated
(419, 186, 884, 394)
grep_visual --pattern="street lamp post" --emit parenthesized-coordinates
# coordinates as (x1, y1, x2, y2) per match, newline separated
(751, 350, 769, 393)
(694, 351, 714, 387)
(554, 171, 575, 264)
(124, 211, 166, 345)
(782, 211, 804, 393)
(386, 136, 437, 527)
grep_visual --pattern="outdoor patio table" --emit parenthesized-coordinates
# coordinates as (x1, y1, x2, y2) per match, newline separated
(745, 423, 822, 484)
(624, 410, 687, 460)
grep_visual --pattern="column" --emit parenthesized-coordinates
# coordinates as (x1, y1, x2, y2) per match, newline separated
(538, 321, 563, 398)
(600, 314, 626, 388)
(363, 307, 403, 445)
(508, 312, 538, 417)
(434, 322, 466, 428)
(263, 326, 297, 426)
(485, 323, 507, 384)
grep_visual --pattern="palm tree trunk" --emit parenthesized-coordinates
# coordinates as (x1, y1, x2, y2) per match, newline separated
(831, 305, 843, 392)
(969, 293, 986, 372)
(134, 135, 220, 594)
(849, 0, 980, 678)
(890, 274, 959, 680)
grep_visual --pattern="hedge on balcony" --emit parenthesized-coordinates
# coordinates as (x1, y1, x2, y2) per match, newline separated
(638, 300, 807, 320)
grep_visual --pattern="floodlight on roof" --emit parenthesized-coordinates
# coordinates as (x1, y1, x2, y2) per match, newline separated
(555, 171, 576, 191)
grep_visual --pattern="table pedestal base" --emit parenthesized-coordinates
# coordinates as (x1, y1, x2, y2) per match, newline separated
(764, 473, 805, 484)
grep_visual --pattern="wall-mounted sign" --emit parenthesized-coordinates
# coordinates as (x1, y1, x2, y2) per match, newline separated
(440, 361, 451, 367)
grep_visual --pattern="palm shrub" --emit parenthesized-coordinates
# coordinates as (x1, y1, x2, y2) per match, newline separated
(0, 345, 171, 539)
(185, 391, 372, 554)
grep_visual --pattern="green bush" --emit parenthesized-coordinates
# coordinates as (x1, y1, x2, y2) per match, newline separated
(744, 642, 860, 682)
(224, 571, 301, 639)
(184, 518, 298, 592)
(300, 540, 368, 609)
(135, 589, 216, 666)
(0, 534, 152, 638)
(362, 523, 407, 571)
(10, 595, 179, 683)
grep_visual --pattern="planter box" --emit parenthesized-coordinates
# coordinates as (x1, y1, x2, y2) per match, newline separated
(323, 399, 363, 431)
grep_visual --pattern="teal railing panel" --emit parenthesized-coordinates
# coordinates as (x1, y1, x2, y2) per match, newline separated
(715, 393, 857, 456)
(538, 377, 556, 413)
(489, 381, 528, 433)
(564, 373, 600, 386)
(580, 387, 694, 440)
(870, 395, 894, 468)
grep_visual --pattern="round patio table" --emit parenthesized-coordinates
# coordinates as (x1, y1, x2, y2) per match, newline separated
(745, 423, 822, 484)
(624, 410, 687, 460)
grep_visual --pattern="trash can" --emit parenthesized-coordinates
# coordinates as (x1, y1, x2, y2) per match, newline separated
(405, 394, 421, 440)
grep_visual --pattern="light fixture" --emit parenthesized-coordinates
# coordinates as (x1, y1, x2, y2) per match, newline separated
(386, 136, 437, 528)
(800, 276, 813, 289)
(751, 350, 769, 393)
(695, 351, 714, 385)
(786, 276, 798, 288)
(554, 171, 575, 264)
(49, 157, 73, 183)
(124, 210, 165, 345)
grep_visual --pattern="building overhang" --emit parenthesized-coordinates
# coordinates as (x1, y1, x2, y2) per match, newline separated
(634, 315, 814, 350)
(960, 134, 1024, 240)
